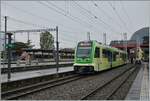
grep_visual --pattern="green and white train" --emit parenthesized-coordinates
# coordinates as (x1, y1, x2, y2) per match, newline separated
(74, 40, 127, 73)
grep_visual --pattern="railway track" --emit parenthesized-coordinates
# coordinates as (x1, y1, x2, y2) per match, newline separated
(2, 74, 83, 100)
(2, 64, 138, 100)
(81, 65, 138, 100)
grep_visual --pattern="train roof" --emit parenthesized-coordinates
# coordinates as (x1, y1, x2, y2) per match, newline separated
(82, 40, 126, 53)
(78, 40, 126, 53)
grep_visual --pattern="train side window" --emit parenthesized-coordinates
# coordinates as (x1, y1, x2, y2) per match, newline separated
(121, 53, 126, 61)
(102, 49, 106, 58)
(107, 51, 112, 62)
(123, 54, 126, 60)
(113, 52, 119, 61)
(103, 49, 110, 58)
(103, 49, 111, 58)
(94, 47, 100, 58)
(116, 53, 120, 58)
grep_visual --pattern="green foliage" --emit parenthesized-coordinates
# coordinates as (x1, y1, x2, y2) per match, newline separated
(26, 40, 34, 49)
(1, 41, 34, 58)
(40, 31, 54, 49)
(11, 42, 32, 50)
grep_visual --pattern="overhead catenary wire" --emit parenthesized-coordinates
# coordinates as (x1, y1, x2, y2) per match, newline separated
(47, 1, 95, 28)
(1, 1, 136, 48)
(4, 2, 86, 33)
(73, 1, 120, 34)
(4, 16, 48, 29)
(46, 1, 115, 34)
(1, 14, 84, 38)
(73, 2, 109, 40)
(45, 1, 112, 41)
(108, 2, 131, 34)
(92, 1, 113, 20)
(4, 1, 119, 36)
(46, 1, 103, 32)
(91, 1, 123, 32)
(73, 3, 94, 24)
(38, 1, 94, 31)
(72, 1, 104, 33)
(1, 3, 83, 49)
(1, 15, 82, 44)
(106, 2, 125, 33)
(120, 1, 134, 30)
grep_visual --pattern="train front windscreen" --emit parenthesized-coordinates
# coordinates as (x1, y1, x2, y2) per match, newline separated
(76, 41, 92, 58)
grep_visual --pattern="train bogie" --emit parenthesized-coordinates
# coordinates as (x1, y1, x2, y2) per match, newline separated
(74, 66, 94, 74)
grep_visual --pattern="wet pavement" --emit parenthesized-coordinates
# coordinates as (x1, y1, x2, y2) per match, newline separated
(125, 62, 149, 100)
(1, 66, 73, 83)
(1, 61, 73, 68)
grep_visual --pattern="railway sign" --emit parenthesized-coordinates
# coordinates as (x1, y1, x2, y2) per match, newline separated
(5, 43, 14, 48)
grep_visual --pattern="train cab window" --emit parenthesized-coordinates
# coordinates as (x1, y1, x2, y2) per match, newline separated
(94, 47, 100, 58)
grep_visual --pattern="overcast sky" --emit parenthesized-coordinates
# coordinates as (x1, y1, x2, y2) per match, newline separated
(1, 1, 150, 49)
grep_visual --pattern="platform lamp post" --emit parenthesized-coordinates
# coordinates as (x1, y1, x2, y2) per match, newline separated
(56, 26, 59, 74)
(87, 32, 91, 41)
(7, 32, 13, 81)
(103, 33, 106, 45)
(4, 16, 7, 67)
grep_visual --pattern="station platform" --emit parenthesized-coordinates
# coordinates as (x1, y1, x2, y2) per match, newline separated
(125, 62, 149, 100)
(1, 66, 73, 83)
(1, 61, 73, 68)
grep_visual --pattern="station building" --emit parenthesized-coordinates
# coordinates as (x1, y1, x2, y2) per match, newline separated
(110, 27, 149, 61)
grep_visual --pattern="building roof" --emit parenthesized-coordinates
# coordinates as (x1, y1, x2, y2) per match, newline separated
(130, 27, 149, 44)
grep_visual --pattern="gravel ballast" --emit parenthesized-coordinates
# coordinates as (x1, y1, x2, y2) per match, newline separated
(109, 65, 141, 100)
(84, 66, 136, 100)
(18, 64, 134, 100)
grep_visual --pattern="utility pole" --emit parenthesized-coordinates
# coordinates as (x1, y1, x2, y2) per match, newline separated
(136, 36, 140, 58)
(4, 16, 7, 64)
(103, 33, 106, 45)
(56, 26, 59, 73)
(7, 33, 12, 81)
(87, 32, 90, 41)
(14, 33, 16, 43)
(27, 32, 29, 44)
(123, 33, 128, 62)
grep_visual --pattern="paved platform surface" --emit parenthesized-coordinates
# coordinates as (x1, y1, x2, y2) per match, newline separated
(140, 63, 149, 100)
(125, 62, 149, 100)
(1, 66, 73, 83)
(0, 61, 73, 68)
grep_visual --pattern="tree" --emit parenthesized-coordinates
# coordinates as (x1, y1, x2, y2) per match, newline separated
(1, 42, 32, 58)
(11, 42, 33, 50)
(40, 31, 54, 50)
(26, 40, 34, 49)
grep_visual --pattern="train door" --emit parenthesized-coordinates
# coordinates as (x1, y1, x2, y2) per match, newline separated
(94, 47, 100, 71)
(102, 49, 110, 69)
(108, 50, 113, 68)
